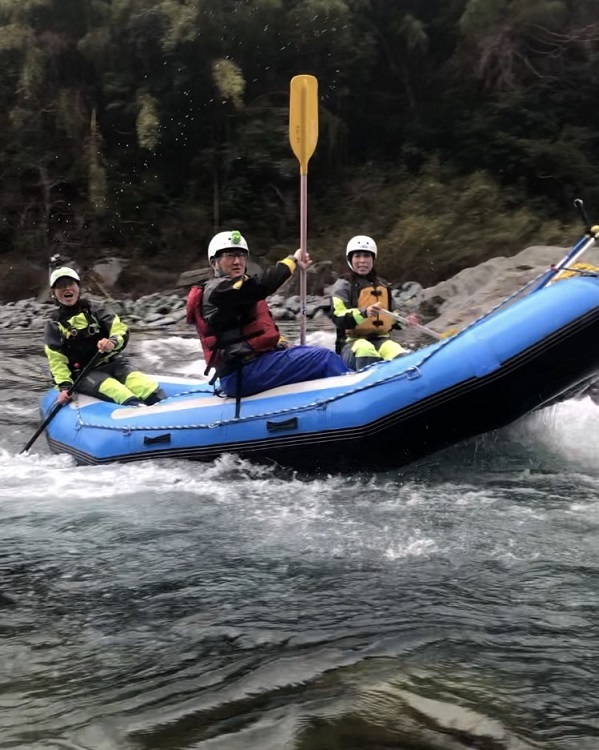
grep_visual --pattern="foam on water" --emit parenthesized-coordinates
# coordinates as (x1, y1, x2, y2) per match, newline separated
(2, 399, 597, 565)
(0, 446, 444, 565)
(509, 396, 599, 472)
(135, 334, 206, 376)
(5, 330, 599, 572)
(133, 330, 335, 375)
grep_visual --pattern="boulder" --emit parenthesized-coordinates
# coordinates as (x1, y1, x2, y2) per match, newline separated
(93, 257, 124, 287)
(176, 267, 212, 287)
(421, 244, 599, 333)
(283, 260, 339, 296)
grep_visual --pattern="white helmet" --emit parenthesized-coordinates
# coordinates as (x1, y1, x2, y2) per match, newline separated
(345, 235, 377, 268)
(208, 230, 249, 261)
(50, 266, 80, 287)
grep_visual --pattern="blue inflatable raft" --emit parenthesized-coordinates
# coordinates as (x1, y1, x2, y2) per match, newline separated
(39, 275, 599, 471)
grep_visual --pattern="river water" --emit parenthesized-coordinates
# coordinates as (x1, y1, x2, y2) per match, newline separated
(2, 327, 599, 750)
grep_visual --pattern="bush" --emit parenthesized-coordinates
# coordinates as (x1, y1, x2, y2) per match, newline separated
(378, 161, 568, 284)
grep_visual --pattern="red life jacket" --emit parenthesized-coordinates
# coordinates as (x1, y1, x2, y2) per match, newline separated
(186, 284, 281, 376)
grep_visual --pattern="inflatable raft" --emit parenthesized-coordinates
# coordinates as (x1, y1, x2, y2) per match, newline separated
(37, 273, 599, 471)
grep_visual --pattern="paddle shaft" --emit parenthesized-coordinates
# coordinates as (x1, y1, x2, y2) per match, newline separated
(532, 233, 597, 293)
(379, 308, 443, 341)
(299, 173, 308, 344)
(20, 350, 104, 454)
(289, 75, 318, 346)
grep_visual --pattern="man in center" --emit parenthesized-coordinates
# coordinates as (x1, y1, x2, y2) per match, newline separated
(187, 230, 349, 398)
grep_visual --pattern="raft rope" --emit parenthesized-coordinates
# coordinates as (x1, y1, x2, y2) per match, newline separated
(73, 267, 597, 434)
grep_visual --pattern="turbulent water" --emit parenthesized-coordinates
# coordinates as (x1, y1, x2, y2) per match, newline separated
(2, 327, 599, 750)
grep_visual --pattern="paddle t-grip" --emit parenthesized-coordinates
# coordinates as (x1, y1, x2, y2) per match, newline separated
(574, 198, 592, 233)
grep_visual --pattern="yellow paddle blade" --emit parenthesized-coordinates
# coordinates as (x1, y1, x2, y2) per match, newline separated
(289, 75, 319, 175)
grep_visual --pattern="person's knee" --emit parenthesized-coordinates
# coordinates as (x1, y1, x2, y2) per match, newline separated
(352, 339, 380, 359)
(123, 372, 161, 400)
(98, 378, 136, 405)
(379, 339, 407, 360)
(347, 339, 382, 370)
(342, 339, 379, 371)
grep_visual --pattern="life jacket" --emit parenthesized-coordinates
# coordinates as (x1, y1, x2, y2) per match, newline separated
(51, 300, 112, 369)
(349, 276, 394, 338)
(186, 282, 281, 378)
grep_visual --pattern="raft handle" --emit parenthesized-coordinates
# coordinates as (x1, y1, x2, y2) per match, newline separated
(143, 433, 172, 445)
(266, 417, 299, 433)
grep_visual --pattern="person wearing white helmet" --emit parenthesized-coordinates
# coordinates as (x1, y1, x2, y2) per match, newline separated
(206, 229, 250, 262)
(187, 230, 349, 405)
(44, 266, 165, 407)
(330, 235, 417, 370)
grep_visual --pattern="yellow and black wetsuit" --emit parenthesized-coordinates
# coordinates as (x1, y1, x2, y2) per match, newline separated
(44, 299, 162, 405)
(330, 272, 407, 370)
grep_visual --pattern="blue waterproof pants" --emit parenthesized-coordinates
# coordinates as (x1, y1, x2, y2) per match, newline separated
(220, 346, 350, 397)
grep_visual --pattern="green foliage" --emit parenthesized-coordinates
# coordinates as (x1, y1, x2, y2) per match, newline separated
(458, 0, 580, 91)
(0, 0, 51, 25)
(18, 46, 45, 101)
(0, 0, 597, 278)
(0, 23, 30, 51)
(158, 0, 197, 52)
(77, 27, 111, 67)
(378, 160, 565, 283)
(55, 89, 88, 140)
(88, 108, 108, 212)
(89, 159, 108, 212)
(136, 92, 160, 150)
(515, 0, 567, 27)
(459, 0, 507, 35)
(211, 58, 245, 110)
(398, 14, 428, 52)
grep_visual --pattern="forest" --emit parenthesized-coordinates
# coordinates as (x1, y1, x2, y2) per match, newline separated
(1, 0, 598, 298)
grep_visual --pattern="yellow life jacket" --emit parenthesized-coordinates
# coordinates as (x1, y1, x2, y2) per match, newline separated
(351, 283, 394, 338)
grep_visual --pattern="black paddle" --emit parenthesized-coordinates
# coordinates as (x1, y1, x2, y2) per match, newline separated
(20, 350, 104, 454)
